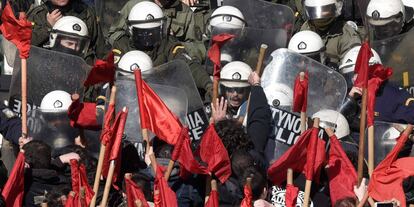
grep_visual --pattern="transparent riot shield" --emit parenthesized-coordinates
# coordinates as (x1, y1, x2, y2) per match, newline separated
(262, 48, 348, 163)
(115, 77, 188, 158)
(2, 39, 17, 75)
(372, 29, 414, 95)
(223, 0, 295, 31)
(364, 121, 408, 167)
(206, 26, 290, 75)
(143, 60, 209, 142)
(9, 46, 90, 115)
(27, 109, 79, 155)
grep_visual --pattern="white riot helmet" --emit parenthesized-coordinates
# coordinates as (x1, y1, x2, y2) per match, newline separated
(339, 46, 382, 87)
(402, 0, 414, 23)
(303, 0, 343, 20)
(288, 30, 326, 64)
(208, 6, 246, 32)
(128, 1, 166, 48)
(312, 109, 350, 139)
(263, 83, 293, 108)
(366, 0, 405, 40)
(220, 61, 252, 88)
(40, 90, 72, 111)
(118, 50, 153, 75)
(49, 16, 90, 57)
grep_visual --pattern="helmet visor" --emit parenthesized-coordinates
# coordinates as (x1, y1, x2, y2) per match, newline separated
(131, 27, 163, 49)
(51, 32, 90, 57)
(305, 3, 338, 20)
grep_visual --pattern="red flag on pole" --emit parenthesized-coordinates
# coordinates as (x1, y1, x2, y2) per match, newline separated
(199, 124, 231, 183)
(207, 33, 235, 80)
(353, 41, 373, 88)
(205, 190, 219, 207)
(67, 99, 100, 130)
(1, 152, 25, 207)
(327, 135, 358, 206)
(101, 109, 128, 190)
(366, 64, 393, 127)
(84, 52, 116, 86)
(69, 160, 95, 207)
(154, 165, 178, 207)
(64, 192, 76, 207)
(125, 176, 150, 207)
(100, 103, 115, 145)
(285, 184, 299, 207)
(267, 128, 326, 185)
(368, 130, 414, 207)
(240, 182, 253, 207)
(134, 70, 207, 175)
(293, 71, 309, 113)
(0, 3, 32, 59)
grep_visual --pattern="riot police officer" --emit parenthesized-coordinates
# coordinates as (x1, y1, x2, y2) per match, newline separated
(117, 50, 154, 75)
(288, 30, 327, 65)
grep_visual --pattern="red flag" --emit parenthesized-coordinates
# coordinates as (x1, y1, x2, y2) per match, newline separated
(64, 192, 76, 207)
(285, 184, 299, 207)
(134, 70, 207, 175)
(101, 109, 128, 190)
(1, 152, 25, 207)
(327, 135, 358, 206)
(100, 104, 115, 145)
(84, 52, 115, 86)
(368, 130, 414, 207)
(366, 64, 393, 127)
(240, 183, 253, 207)
(353, 41, 373, 88)
(69, 160, 94, 207)
(205, 190, 219, 207)
(207, 33, 235, 80)
(154, 165, 178, 207)
(267, 128, 326, 185)
(125, 176, 150, 207)
(292, 71, 309, 113)
(0, 3, 32, 59)
(67, 99, 100, 130)
(199, 124, 231, 183)
(171, 127, 208, 175)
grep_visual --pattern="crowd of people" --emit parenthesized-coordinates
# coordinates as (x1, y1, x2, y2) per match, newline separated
(0, 0, 414, 206)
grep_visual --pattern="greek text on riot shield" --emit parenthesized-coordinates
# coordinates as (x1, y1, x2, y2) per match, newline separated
(9, 46, 90, 115)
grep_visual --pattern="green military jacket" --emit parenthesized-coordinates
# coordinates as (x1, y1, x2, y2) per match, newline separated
(27, 2, 107, 61)
(301, 20, 362, 65)
(107, 0, 197, 45)
(112, 34, 212, 92)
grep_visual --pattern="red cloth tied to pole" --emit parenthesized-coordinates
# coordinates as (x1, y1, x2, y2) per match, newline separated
(100, 104, 115, 145)
(154, 165, 178, 207)
(285, 184, 299, 207)
(67, 99, 100, 130)
(354, 41, 373, 88)
(205, 190, 219, 207)
(207, 33, 235, 80)
(240, 183, 253, 207)
(69, 160, 94, 207)
(125, 176, 150, 207)
(84, 52, 115, 86)
(1, 152, 25, 207)
(293, 71, 309, 113)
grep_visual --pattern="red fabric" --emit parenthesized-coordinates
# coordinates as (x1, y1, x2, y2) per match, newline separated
(207, 33, 235, 80)
(199, 124, 231, 183)
(327, 135, 358, 206)
(1, 152, 25, 207)
(100, 104, 115, 145)
(354, 41, 373, 88)
(240, 183, 253, 207)
(292, 71, 309, 113)
(67, 99, 100, 130)
(368, 132, 414, 207)
(154, 165, 178, 207)
(171, 127, 208, 175)
(134, 70, 182, 145)
(205, 190, 219, 207)
(69, 160, 94, 206)
(0, 3, 32, 59)
(84, 52, 115, 86)
(125, 176, 150, 207)
(366, 64, 393, 127)
(64, 193, 76, 207)
(285, 184, 299, 207)
(101, 110, 128, 190)
(267, 128, 326, 185)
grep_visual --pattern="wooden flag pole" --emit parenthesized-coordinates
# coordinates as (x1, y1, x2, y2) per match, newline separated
(164, 160, 175, 181)
(299, 72, 307, 134)
(303, 118, 320, 207)
(212, 79, 219, 105)
(90, 86, 117, 207)
(368, 126, 375, 176)
(100, 160, 115, 207)
(21, 58, 28, 137)
(357, 88, 368, 184)
(287, 168, 293, 185)
(134, 200, 143, 207)
(239, 44, 268, 124)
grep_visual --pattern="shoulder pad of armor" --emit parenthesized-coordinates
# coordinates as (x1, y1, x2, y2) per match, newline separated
(345, 21, 358, 31)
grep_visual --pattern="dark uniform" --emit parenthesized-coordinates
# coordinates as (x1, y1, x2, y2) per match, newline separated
(27, 0, 107, 62)
(112, 34, 212, 96)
